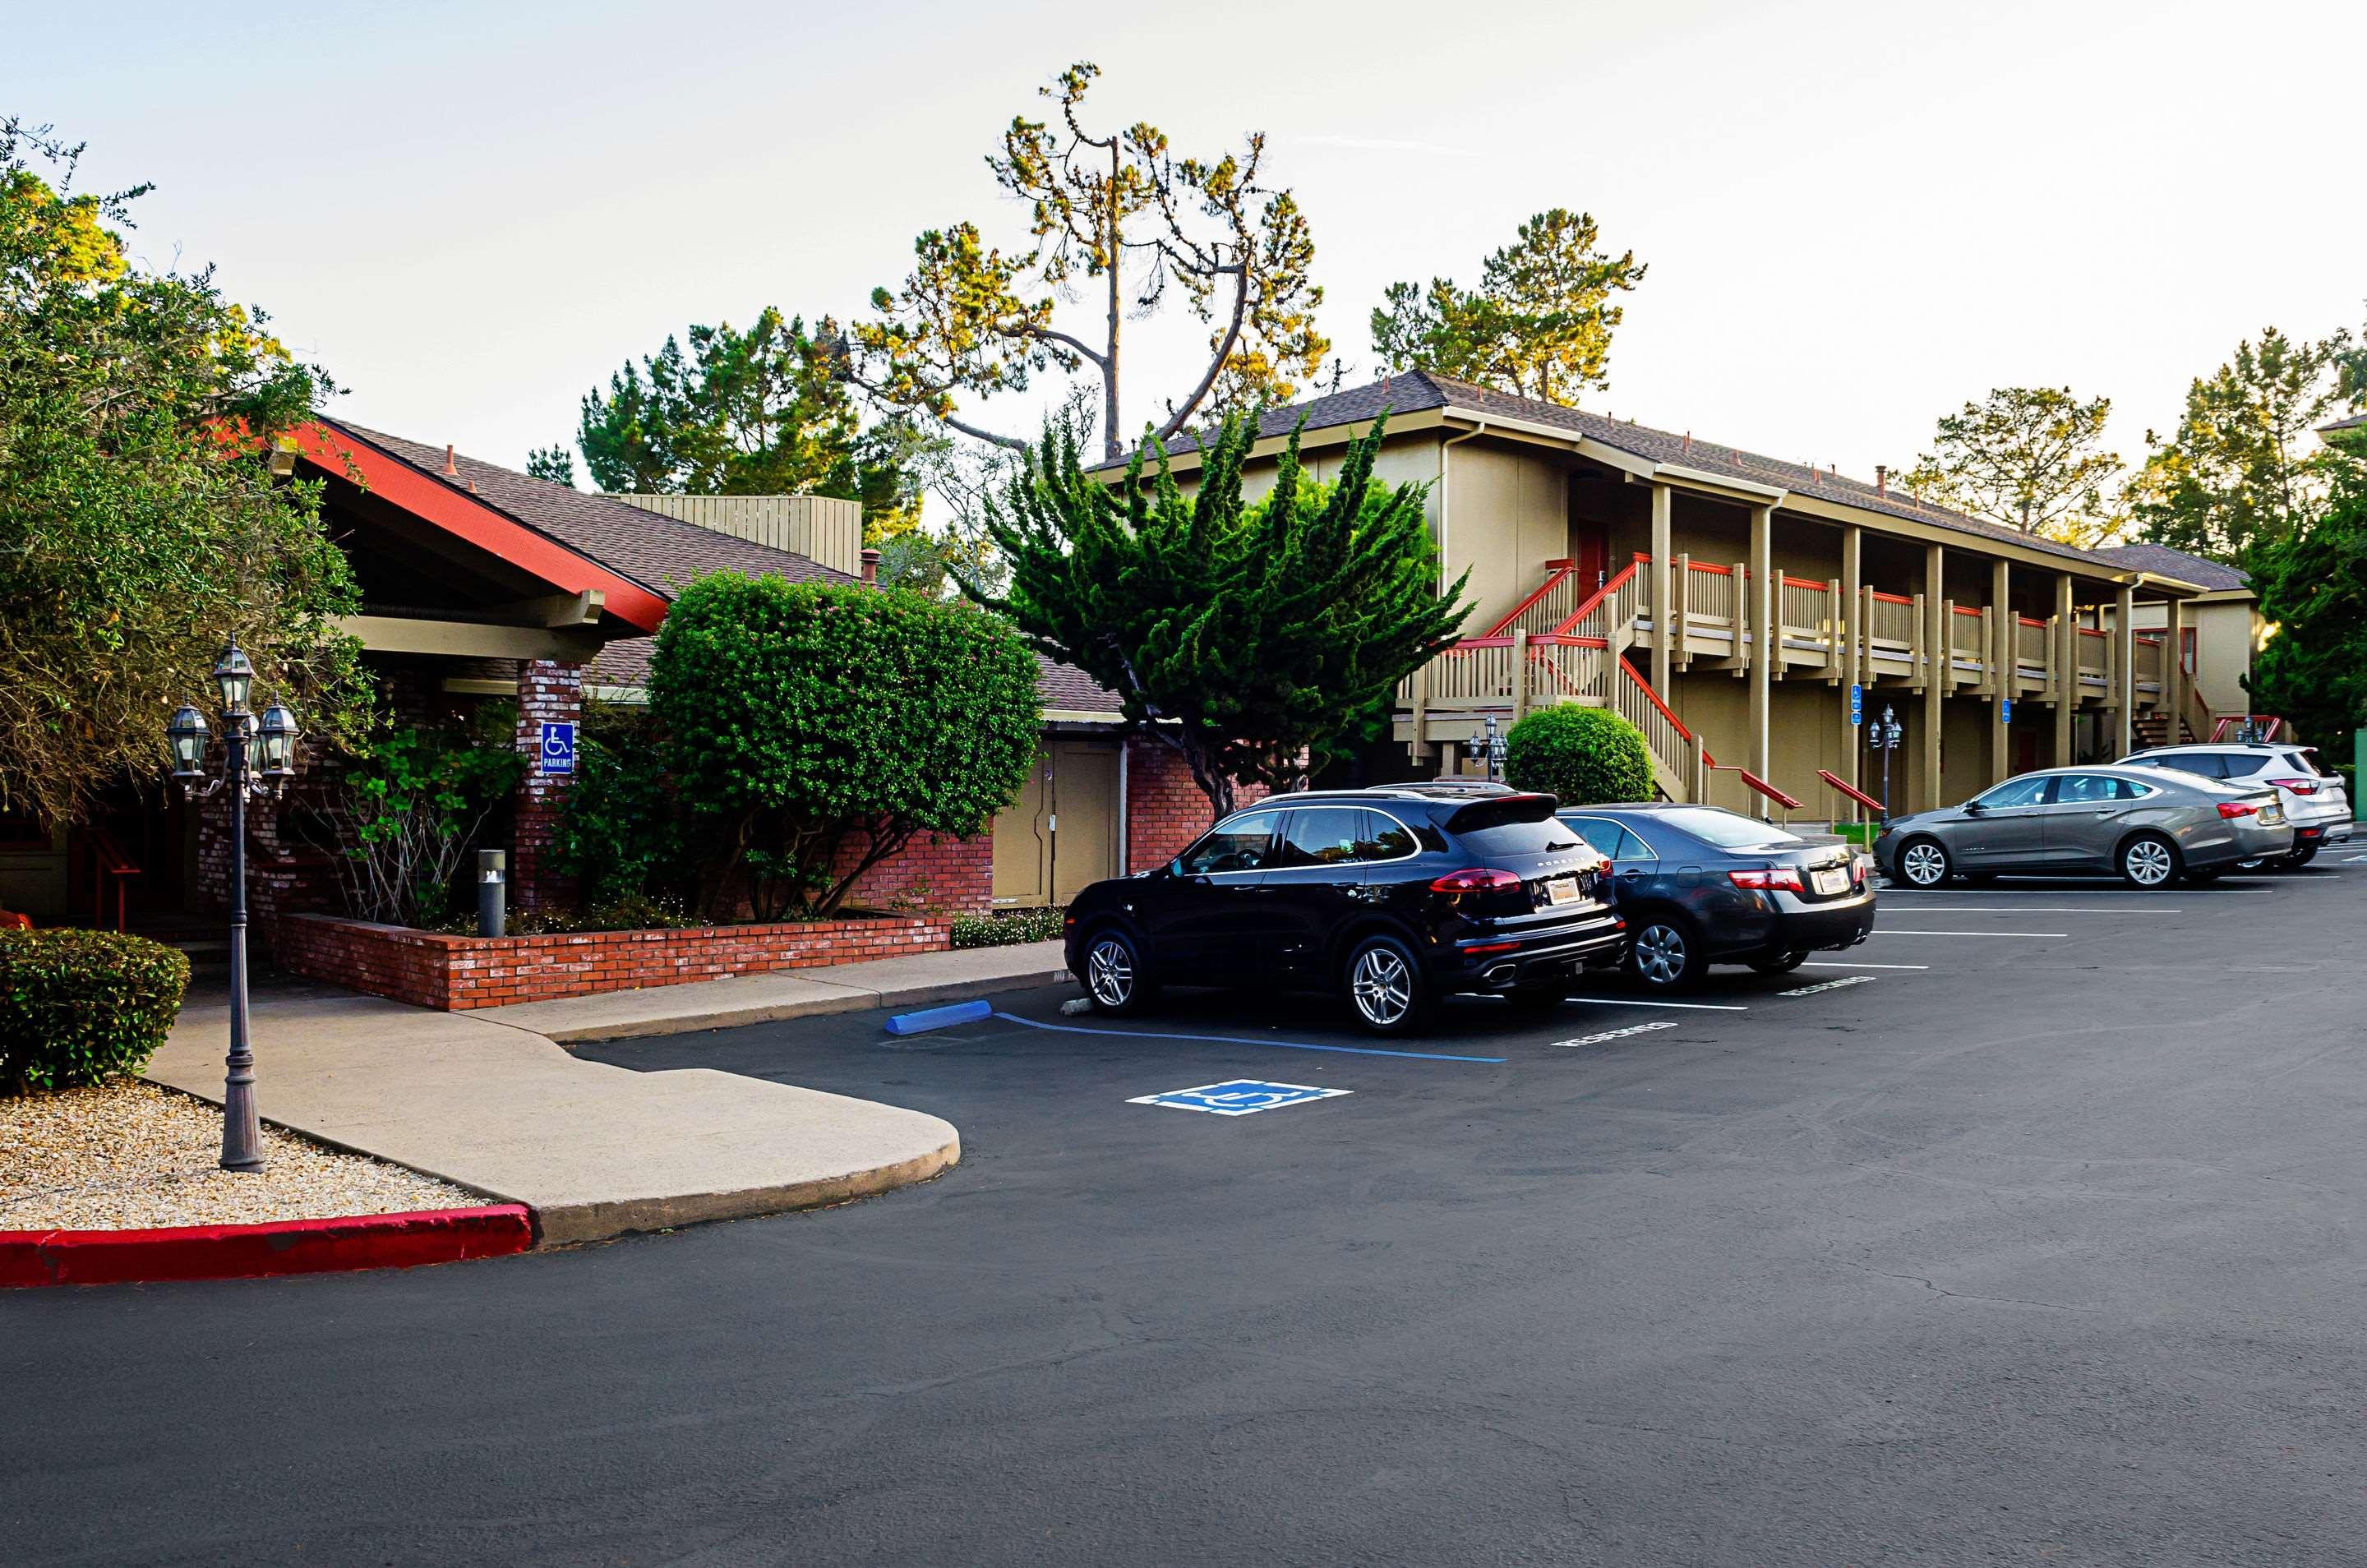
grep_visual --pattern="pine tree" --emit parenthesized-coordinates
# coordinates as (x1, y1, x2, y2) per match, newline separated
(977, 413, 1470, 818)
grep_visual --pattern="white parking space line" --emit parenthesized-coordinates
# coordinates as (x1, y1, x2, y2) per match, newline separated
(1873, 929, 2068, 938)
(1798, 961, 1928, 970)
(1873, 906, 2182, 913)
(1563, 996, 1751, 1011)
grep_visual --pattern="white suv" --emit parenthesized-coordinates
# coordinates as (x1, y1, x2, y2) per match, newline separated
(2121, 744, 2354, 868)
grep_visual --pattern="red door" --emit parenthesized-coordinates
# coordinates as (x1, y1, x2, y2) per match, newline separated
(1571, 520, 1609, 591)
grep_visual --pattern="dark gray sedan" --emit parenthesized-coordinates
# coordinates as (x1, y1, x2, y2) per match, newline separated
(1875, 765, 2293, 889)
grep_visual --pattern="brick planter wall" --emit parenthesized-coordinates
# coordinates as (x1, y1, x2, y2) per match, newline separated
(272, 911, 951, 1011)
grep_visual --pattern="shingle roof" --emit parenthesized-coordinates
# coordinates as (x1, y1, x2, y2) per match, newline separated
(2089, 542, 2250, 592)
(2322, 411, 2367, 435)
(1033, 653, 1123, 714)
(325, 420, 857, 597)
(1106, 369, 2138, 574)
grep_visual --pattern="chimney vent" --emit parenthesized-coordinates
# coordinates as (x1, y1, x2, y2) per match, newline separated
(1876, 464, 1889, 497)
(860, 547, 881, 583)
(443, 444, 458, 477)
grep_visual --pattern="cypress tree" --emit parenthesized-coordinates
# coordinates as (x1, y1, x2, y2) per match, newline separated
(976, 412, 1470, 818)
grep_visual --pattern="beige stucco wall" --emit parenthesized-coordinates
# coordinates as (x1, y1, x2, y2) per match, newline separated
(2127, 595, 2259, 715)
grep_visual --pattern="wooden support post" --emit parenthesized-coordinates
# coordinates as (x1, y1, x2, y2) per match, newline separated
(1731, 561, 1748, 675)
(1748, 505, 1773, 801)
(1825, 578, 1843, 684)
(1840, 525, 1862, 786)
(1511, 629, 1531, 723)
(2164, 596, 2188, 743)
(1923, 545, 1945, 809)
(2113, 585, 2135, 758)
(1409, 660, 1431, 769)
(1650, 482, 1673, 696)
(1673, 551, 1692, 671)
(1990, 558, 2013, 785)
(2053, 574, 2074, 766)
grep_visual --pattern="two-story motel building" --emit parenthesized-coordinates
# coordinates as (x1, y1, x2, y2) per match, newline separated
(1106, 370, 2242, 820)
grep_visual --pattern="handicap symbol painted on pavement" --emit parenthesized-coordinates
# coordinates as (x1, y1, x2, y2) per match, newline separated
(1127, 1079, 1352, 1117)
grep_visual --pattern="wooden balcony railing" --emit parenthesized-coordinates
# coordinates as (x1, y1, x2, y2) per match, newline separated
(1411, 554, 2193, 800)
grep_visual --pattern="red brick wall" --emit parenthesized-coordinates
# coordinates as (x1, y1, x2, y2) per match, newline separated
(273, 911, 953, 1011)
(1124, 739, 1271, 872)
(839, 831, 993, 916)
(512, 659, 582, 913)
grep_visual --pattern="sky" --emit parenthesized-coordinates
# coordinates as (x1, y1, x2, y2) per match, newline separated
(13, 0, 2363, 498)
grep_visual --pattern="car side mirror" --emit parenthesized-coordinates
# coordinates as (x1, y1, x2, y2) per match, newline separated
(1963, 801, 1986, 815)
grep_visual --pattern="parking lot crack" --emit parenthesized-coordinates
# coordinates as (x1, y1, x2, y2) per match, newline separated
(1838, 1259, 2102, 1315)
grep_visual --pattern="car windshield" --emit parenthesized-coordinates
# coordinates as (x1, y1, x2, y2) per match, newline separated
(1654, 807, 1804, 850)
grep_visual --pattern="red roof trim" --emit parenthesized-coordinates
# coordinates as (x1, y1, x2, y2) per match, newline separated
(294, 422, 671, 634)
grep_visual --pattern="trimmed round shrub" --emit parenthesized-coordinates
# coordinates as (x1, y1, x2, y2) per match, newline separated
(1503, 704, 1654, 805)
(1, 929, 190, 1095)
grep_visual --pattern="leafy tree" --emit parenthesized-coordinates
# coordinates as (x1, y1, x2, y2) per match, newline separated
(2129, 325, 2356, 560)
(648, 575, 1040, 920)
(851, 62, 1328, 462)
(1503, 705, 1653, 805)
(980, 413, 1470, 819)
(569, 307, 925, 538)
(1370, 209, 1645, 404)
(0, 119, 367, 831)
(551, 701, 699, 909)
(308, 712, 527, 927)
(1901, 386, 2124, 546)
(524, 444, 577, 487)
(2246, 454, 2367, 767)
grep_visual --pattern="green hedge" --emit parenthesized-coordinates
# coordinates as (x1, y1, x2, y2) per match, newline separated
(1, 929, 190, 1095)
(1503, 704, 1654, 805)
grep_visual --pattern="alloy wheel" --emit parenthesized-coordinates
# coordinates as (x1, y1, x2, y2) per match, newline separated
(2124, 838, 2175, 887)
(1086, 938, 1134, 1008)
(1350, 946, 1413, 1028)
(1634, 924, 1687, 985)
(1900, 842, 1948, 887)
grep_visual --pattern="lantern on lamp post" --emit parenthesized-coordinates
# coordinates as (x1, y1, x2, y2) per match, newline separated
(168, 639, 300, 1172)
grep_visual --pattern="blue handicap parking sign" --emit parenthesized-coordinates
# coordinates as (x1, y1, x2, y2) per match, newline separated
(539, 720, 577, 775)
(1127, 1080, 1351, 1117)
(2000, 699, 2013, 725)
(1849, 683, 1863, 725)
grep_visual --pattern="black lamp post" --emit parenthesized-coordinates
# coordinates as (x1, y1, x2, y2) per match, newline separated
(167, 640, 300, 1172)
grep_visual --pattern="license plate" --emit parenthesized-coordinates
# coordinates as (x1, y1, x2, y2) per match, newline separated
(2262, 804, 2284, 825)
(1546, 876, 1580, 906)
(1811, 867, 1850, 897)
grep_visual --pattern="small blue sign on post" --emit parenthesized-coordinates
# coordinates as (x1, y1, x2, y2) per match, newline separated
(538, 720, 577, 775)
(1127, 1080, 1351, 1117)
(1999, 699, 2014, 725)
(1848, 684, 1863, 726)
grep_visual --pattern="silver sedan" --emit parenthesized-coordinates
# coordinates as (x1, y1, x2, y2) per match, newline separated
(1875, 765, 2293, 889)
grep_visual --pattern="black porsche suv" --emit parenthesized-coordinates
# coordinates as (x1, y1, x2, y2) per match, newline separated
(1063, 783, 1626, 1035)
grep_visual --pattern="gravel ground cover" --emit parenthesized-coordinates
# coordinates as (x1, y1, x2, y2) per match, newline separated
(2, 1081, 482, 1231)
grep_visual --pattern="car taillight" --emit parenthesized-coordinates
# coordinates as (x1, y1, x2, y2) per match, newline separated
(2217, 800, 2258, 819)
(1429, 867, 1522, 894)
(2268, 777, 2319, 795)
(1728, 867, 1805, 893)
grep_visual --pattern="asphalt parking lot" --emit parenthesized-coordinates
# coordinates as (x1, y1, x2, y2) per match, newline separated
(9, 857, 2367, 1565)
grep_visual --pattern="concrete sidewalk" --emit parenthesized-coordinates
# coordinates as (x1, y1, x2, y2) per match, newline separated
(473, 938, 1073, 1043)
(150, 989, 961, 1246)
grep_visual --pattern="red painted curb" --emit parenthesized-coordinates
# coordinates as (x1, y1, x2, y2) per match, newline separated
(0, 1205, 535, 1289)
